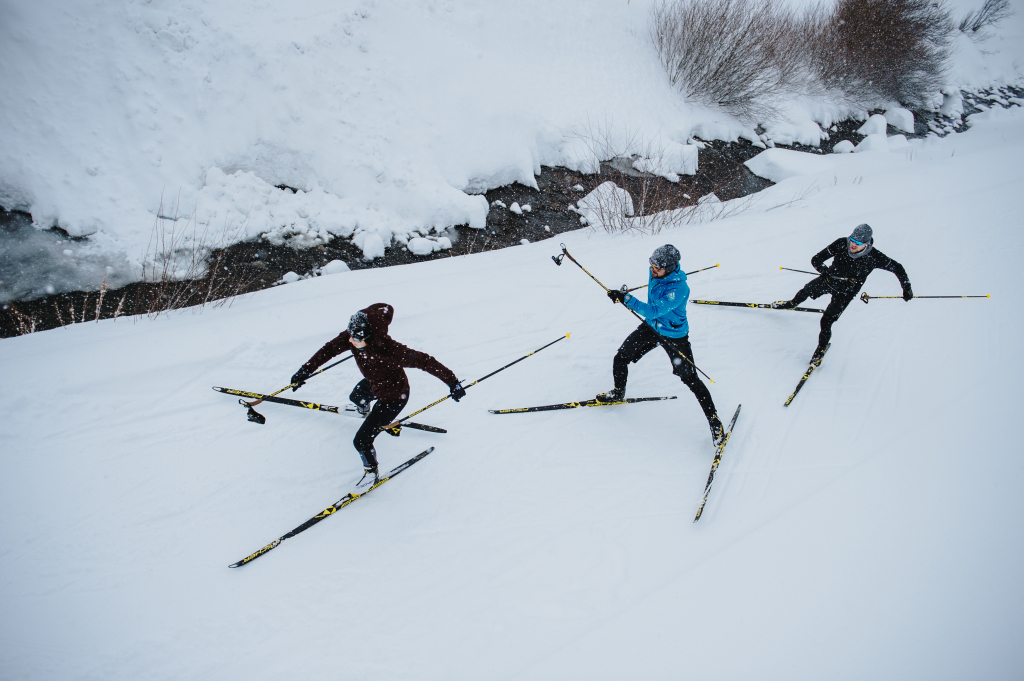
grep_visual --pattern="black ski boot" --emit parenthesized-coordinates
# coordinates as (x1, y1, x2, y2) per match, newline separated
(810, 345, 827, 367)
(709, 414, 725, 447)
(596, 388, 625, 403)
(354, 447, 380, 493)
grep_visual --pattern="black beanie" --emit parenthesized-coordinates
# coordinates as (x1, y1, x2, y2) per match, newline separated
(348, 311, 370, 341)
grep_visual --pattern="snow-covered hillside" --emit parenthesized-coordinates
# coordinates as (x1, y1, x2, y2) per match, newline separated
(2, 103, 1022, 679)
(2, 0, 1022, 278)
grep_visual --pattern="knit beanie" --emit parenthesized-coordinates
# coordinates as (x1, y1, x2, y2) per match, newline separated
(348, 311, 370, 341)
(849, 224, 874, 259)
(649, 244, 681, 272)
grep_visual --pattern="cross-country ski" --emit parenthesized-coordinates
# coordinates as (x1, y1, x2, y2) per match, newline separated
(229, 447, 435, 568)
(489, 396, 676, 414)
(694, 404, 742, 522)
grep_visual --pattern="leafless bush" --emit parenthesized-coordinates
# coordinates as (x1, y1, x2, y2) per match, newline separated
(805, 0, 953, 107)
(652, 0, 955, 115)
(135, 198, 257, 318)
(650, 0, 807, 121)
(5, 304, 38, 335)
(958, 0, 1013, 39)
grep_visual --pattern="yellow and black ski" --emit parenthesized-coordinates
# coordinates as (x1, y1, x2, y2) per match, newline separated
(489, 396, 677, 414)
(694, 404, 741, 522)
(212, 387, 446, 433)
(783, 343, 831, 407)
(692, 299, 824, 313)
(229, 447, 435, 568)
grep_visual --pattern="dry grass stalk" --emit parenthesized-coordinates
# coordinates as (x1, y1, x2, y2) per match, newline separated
(136, 195, 258, 319)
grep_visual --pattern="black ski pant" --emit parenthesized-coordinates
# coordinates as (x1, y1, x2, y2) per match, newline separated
(791, 276, 858, 351)
(612, 323, 718, 423)
(350, 379, 408, 469)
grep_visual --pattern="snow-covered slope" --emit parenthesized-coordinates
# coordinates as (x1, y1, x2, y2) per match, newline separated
(2, 106, 1022, 679)
(2, 0, 1022, 274)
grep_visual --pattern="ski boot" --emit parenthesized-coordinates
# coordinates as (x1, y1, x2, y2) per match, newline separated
(771, 300, 796, 310)
(709, 414, 726, 447)
(354, 447, 380, 493)
(596, 388, 625, 403)
(354, 467, 380, 494)
(810, 345, 827, 367)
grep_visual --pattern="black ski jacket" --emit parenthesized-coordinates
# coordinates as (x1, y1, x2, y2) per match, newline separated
(811, 238, 911, 294)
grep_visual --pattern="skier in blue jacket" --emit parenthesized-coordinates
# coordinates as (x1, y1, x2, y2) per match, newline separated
(602, 244, 724, 445)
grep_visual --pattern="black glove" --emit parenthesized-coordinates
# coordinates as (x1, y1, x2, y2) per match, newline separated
(607, 289, 627, 304)
(290, 366, 313, 391)
(818, 266, 834, 278)
(449, 381, 467, 402)
(903, 286, 914, 301)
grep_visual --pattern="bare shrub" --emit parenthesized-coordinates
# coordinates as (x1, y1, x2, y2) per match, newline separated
(650, 0, 806, 121)
(135, 197, 258, 318)
(5, 304, 38, 335)
(958, 0, 1013, 39)
(805, 0, 953, 107)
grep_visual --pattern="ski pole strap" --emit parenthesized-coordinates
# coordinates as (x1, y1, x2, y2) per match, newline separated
(860, 292, 991, 304)
(556, 244, 611, 291)
(383, 333, 571, 430)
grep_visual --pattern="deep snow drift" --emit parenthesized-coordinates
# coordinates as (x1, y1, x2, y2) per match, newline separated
(2, 0, 1022, 289)
(1, 104, 1022, 679)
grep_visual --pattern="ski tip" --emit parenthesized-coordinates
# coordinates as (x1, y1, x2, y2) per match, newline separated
(566, 332, 571, 338)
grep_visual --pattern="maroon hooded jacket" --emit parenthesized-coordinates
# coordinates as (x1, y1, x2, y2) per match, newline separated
(301, 303, 457, 402)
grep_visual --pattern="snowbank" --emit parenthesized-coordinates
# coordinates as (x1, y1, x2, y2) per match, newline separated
(0, 0, 1022, 280)
(744, 148, 835, 182)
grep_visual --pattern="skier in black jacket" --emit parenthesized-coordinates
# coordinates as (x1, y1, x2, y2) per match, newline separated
(773, 224, 912, 364)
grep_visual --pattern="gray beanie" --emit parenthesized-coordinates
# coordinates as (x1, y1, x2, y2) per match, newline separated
(348, 311, 370, 341)
(649, 244, 681, 272)
(848, 224, 874, 258)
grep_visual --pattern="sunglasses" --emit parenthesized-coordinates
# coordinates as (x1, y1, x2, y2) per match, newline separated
(849, 237, 865, 246)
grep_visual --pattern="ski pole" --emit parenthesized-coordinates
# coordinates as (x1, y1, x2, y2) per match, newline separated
(552, 243, 715, 383)
(781, 266, 855, 282)
(239, 355, 354, 423)
(383, 333, 571, 430)
(626, 263, 719, 292)
(860, 292, 991, 304)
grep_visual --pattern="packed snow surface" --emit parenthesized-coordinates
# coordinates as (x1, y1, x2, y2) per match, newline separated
(1, 102, 1022, 680)
(1, 0, 1022, 278)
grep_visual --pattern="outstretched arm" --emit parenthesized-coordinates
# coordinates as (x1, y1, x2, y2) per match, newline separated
(302, 332, 353, 372)
(398, 343, 458, 387)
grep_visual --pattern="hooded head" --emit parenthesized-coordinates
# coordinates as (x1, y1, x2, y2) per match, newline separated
(848, 224, 874, 258)
(649, 244, 681, 274)
(347, 311, 370, 342)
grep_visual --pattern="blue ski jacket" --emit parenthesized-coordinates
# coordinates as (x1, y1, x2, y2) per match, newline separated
(624, 266, 689, 338)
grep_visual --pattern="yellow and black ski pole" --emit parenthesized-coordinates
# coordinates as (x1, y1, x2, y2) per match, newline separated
(241, 355, 354, 423)
(552, 243, 715, 383)
(382, 333, 571, 431)
(860, 292, 991, 304)
(626, 263, 719, 292)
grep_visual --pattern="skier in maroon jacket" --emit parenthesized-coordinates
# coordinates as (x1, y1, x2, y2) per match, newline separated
(290, 303, 466, 491)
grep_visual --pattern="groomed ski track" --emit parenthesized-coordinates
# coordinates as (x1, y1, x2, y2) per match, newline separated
(2, 110, 1023, 679)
